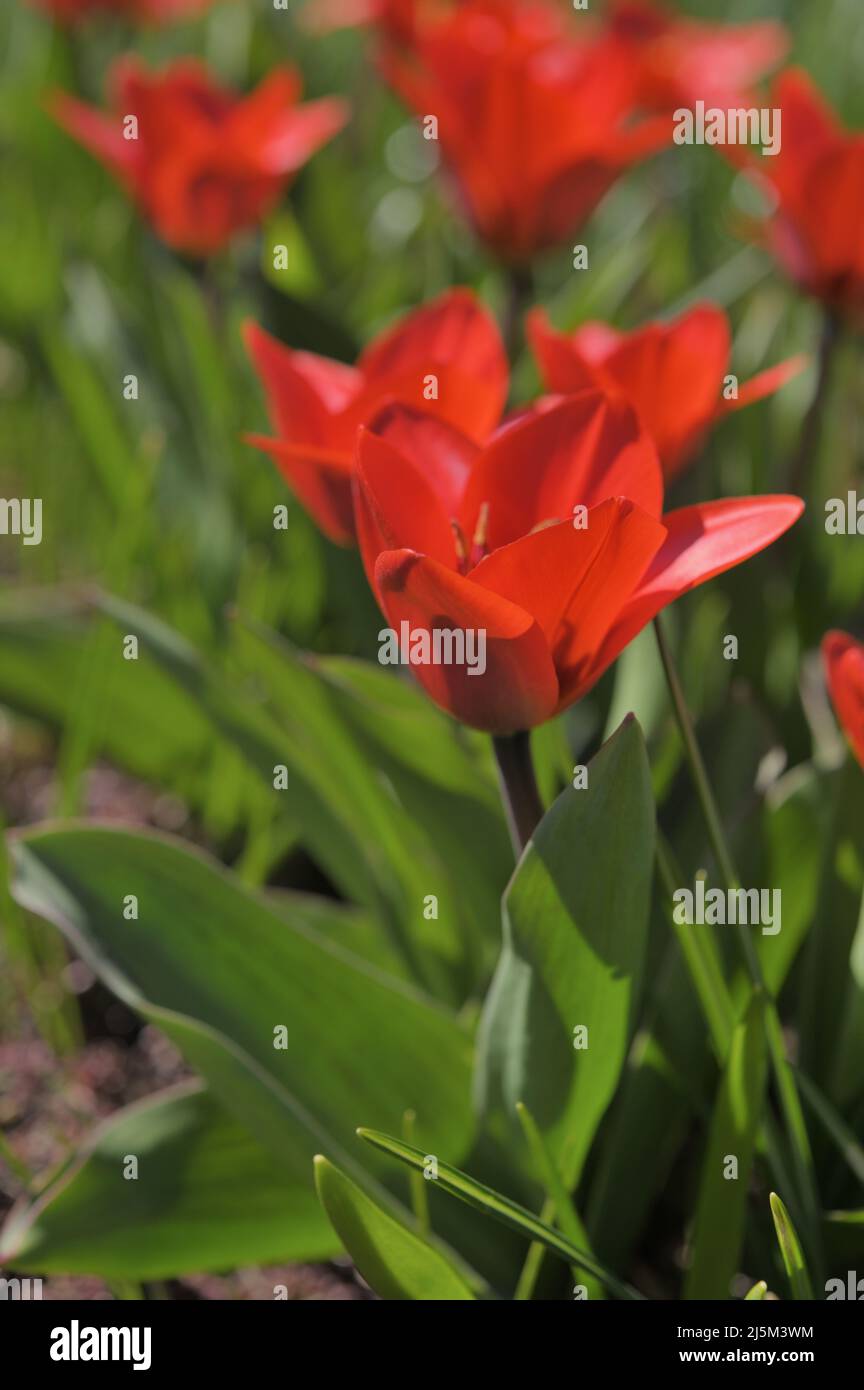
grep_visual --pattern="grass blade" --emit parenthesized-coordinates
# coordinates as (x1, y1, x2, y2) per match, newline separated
(357, 1128, 642, 1300)
(770, 1192, 814, 1300)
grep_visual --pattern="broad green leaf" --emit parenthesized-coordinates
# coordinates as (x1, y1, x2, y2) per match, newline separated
(231, 621, 506, 992)
(770, 1192, 814, 1300)
(475, 716, 655, 1186)
(313, 1157, 480, 1301)
(357, 1128, 642, 1300)
(0, 591, 238, 818)
(9, 826, 475, 1185)
(1, 1084, 337, 1278)
(684, 992, 769, 1299)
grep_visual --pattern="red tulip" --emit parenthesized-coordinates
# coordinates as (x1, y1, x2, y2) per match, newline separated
(528, 303, 806, 482)
(606, 0, 787, 112)
(380, 1, 669, 263)
(52, 59, 347, 257)
(822, 631, 864, 771)
(33, 0, 214, 21)
(244, 288, 508, 544)
(354, 392, 803, 732)
(738, 70, 864, 320)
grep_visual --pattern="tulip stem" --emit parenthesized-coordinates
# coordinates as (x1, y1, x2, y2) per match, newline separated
(502, 264, 534, 363)
(653, 613, 823, 1277)
(789, 309, 841, 493)
(492, 730, 545, 858)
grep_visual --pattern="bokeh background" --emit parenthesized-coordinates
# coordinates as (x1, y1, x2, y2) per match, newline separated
(1, 0, 863, 1299)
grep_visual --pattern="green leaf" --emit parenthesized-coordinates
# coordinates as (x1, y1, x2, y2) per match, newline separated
(475, 715, 655, 1186)
(684, 991, 769, 1299)
(9, 826, 475, 1184)
(231, 620, 507, 993)
(357, 1128, 642, 1300)
(770, 1192, 814, 1300)
(514, 1101, 603, 1301)
(313, 1157, 480, 1301)
(1, 1084, 337, 1279)
(745, 1280, 768, 1300)
(795, 1068, 864, 1186)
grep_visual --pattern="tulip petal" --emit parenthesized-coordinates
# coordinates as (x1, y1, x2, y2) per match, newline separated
(50, 94, 135, 181)
(471, 497, 665, 655)
(364, 403, 478, 520)
(357, 289, 508, 441)
(822, 630, 864, 769)
(459, 390, 664, 551)
(244, 321, 359, 440)
(721, 354, 808, 414)
(374, 550, 559, 734)
(527, 309, 602, 395)
(245, 435, 355, 546)
(354, 427, 458, 592)
(257, 97, 349, 176)
(572, 494, 804, 702)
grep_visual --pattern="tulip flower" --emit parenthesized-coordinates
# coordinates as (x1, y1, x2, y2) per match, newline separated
(528, 303, 806, 482)
(52, 59, 347, 257)
(244, 288, 508, 545)
(380, 1, 669, 263)
(737, 69, 864, 320)
(33, 0, 214, 21)
(605, 0, 787, 113)
(822, 631, 864, 771)
(353, 392, 803, 733)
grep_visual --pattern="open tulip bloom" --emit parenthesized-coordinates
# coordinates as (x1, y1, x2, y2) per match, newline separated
(354, 392, 803, 734)
(528, 302, 806, 482)
(244, 288, 508, 544)
(52, 60, 347, 257)
(823, 631, 864, 772)
(379, 1, 670, 262)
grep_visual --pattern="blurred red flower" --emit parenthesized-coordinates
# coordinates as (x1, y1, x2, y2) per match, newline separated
(606, 0, 787, 112)
(739, 70, 864, 320)
(354, 393, 803, 732)
(33, 0, 215, 21)
(528, 303, 806, 482)
(244, 288, 508, 544)
(823, 631, 864, 771)
(380, 1, 669, 263)
(52, 59, 347, 257)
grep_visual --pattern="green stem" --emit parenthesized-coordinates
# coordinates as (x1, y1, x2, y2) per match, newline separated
(653, 615, 823, 1277)
(502, 263, 534, 365)
(789, 309, 841, 494)
(492, 731, 545, 858)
